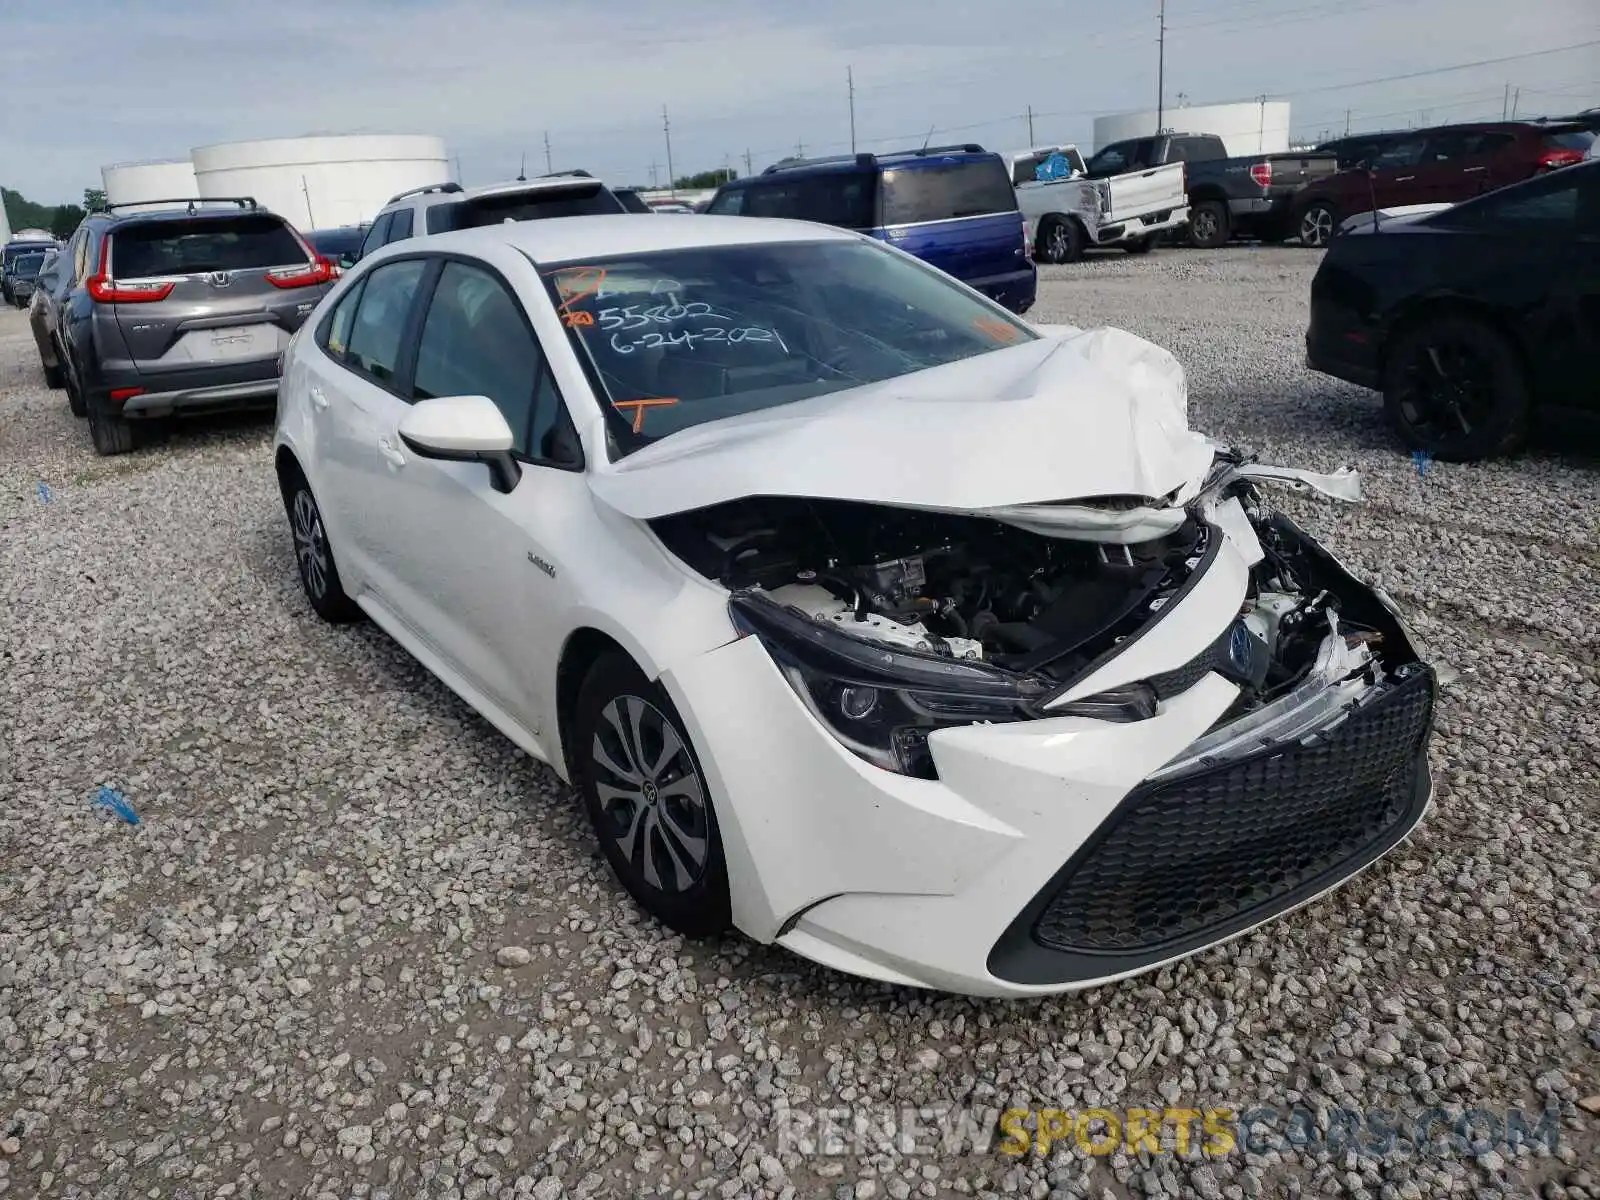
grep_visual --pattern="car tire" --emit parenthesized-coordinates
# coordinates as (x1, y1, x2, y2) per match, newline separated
(282, 472, 362, 623)
(571, 652, 732, 938)
(1188, 200, 1230, 249)
(1123, 238, 1154, 255)
(1382, 314, 1531, 462)
(1037, 216, 1084, 264)
(1298, 201, 1337, 248)
(87, 398, 135, 456)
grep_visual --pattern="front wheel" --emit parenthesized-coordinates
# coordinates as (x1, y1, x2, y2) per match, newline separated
(1382, 314, 1530, 462)
(1298, 201, 1337, 248)
(572, 653, 732, 938)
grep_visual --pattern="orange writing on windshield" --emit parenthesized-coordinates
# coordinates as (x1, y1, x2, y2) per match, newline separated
(562, 310, 595, 327)
(974, 317, 1021, 343)
(552, 266, 607, 312)
(613, 397, 678, 433)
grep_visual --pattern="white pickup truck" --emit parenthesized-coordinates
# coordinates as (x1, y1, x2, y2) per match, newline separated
(1013, 150, 1188, 263)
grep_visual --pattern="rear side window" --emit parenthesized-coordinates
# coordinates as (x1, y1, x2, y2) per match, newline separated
(389, 209, 415, 241)
(737, 175, 877, 229)
(345, 259, 427, 384)
(879, 160, 1017, 225)
(428, 184, 626, 233)
(358, 213, 394, 259)
(323, 278, 366, 358)
(706, 188, 746, 215)
(110, 216, 305, 279)
(1372, 138, 1426, 170)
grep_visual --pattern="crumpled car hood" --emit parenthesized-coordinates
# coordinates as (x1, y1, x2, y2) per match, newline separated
(586, 327, 1218, 521)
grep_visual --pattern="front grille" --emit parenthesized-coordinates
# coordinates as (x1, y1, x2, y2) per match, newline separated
(1032, 666, 1434, 956)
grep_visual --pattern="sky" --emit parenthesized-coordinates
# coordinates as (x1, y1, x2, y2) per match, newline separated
(2, 0, 1597, 204)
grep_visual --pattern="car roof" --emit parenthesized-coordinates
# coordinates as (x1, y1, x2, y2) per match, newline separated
(394, 214, 858, 264)
(94, 205, 279, 228)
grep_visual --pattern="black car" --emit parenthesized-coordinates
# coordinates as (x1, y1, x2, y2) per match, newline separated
(1306, 160, 1599, 460)
(304, 225, 368, 271)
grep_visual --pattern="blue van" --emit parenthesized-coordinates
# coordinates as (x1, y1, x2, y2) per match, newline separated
(705, 144, 1036, 314)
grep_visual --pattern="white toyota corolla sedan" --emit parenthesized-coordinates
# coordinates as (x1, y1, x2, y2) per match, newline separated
(273, 215, 1439, 997)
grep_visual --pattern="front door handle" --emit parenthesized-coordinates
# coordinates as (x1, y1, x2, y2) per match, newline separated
(1395, 175, 1415, 182)
(309, 385, 329, 410)
(378, 437, 406, 468)
(1463, 166, 1487, 173)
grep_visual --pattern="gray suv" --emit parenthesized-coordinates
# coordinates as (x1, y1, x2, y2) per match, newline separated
(56, 198, 337, 455)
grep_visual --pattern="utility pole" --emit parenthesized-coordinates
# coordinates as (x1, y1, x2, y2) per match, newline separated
(743, 148, 753, 176)
(1344, 109, 1351, 136)
(517, 152, 526, 182)
(848, 65, 857, 154)
(1027, 104, 1035, 146)
(1155, 0, 1166, 135)
(648, 160, 659, 188)
(662, 105, 677, 197)
(544, 131, 553, 174)
(301, 175, 315, 230)
(1511, 87, 1521, 118)
(795, 138, 805, 158)
(1502, 82, 1511, 119)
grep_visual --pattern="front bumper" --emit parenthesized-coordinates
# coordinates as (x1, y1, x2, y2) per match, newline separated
(664, 508, 1436, 997)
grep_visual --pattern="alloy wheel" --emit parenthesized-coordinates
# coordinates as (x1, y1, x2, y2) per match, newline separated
(1046, 224, 1070, 262)
(291, 489, 330, 600)
(1192, 209, 1219, 244)
(590, 695, 710, 895)
(1301, 205, 1334, 246)
(1395, 339, 1496, 442)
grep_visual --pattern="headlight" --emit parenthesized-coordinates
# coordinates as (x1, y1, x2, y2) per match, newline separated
(730, 594, 1048, 779)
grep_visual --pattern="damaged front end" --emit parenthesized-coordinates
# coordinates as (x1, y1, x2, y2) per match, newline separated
(651, 451, 1436, 784)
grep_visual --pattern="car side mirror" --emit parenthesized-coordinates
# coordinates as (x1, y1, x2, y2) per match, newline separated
(397, 395, 522, 494)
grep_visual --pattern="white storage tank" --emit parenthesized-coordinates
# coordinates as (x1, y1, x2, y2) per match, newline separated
(190, 134, 450, 232)
(102, 159, 200, 213)
(1094, 101, 1292, 157)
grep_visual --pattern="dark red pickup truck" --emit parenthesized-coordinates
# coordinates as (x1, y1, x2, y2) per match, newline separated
(1294, 120, 1595, 246)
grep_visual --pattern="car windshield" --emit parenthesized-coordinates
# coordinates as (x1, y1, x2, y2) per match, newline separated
(543, 239, 1037, 455)
(12, 252, 47, 277)
(1543, 130, 1595, 152)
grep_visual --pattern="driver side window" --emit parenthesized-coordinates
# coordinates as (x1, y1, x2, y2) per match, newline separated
(411, 261, 579, 464)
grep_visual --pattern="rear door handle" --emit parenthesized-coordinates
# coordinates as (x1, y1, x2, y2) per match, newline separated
(1464, 166, 1487, 173)
(1395, 175, 1415, 182)
(378, 437, 406, 468)
(309, 385, 329, 410)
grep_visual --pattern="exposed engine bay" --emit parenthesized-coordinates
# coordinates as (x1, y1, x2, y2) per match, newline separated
(653, 476, 1424, 729)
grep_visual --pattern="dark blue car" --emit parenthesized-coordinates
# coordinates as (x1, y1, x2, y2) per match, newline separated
(705, 145, 1036, 314)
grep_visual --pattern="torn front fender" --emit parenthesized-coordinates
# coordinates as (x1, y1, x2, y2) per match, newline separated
(1234, 463, 1363, 504)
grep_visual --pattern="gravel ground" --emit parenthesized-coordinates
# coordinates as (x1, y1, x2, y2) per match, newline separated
(2, 245, 1598, 1200)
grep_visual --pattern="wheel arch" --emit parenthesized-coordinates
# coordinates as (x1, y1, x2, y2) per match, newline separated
(555, 627, 635, 783)
(1186, 184, 1229, 206)
(1378, 294, 1533, 385)
(274, 444, 307, 502)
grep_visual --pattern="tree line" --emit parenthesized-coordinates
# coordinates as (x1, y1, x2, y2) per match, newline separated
(2, 188, 106, 240)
